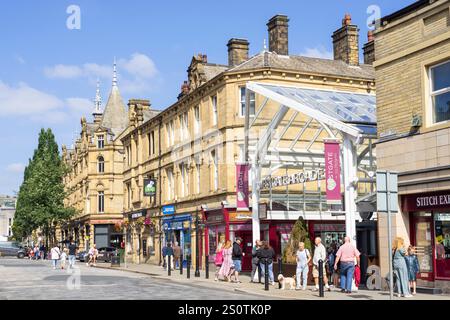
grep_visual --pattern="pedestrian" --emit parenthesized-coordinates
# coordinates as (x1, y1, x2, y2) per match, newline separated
(334, 236, 360, 294)
(231, 237, 244, 283)
(257, 241, 276, 286)
(50, 244, 61, 270)
(60, 248, 68, 270)
(162, 242, 168, 269)
(405, 245, 420, 296)
(312, 237, 331, 292)
(218, 240, 233, 282)
(33, 245, 40, 260)
(250, 240, 262, 283)
(295, 242, 311, 290)
(166, 242, 175, 270)
(39, 243, 46, 260)
(173, 241, 181, 270)
(87, 244, 98, 267)
(327, 243, 339, 288)
(392, 237, 412, 298)
(68, 238, 77, 269)
(214, 240, 224, 281)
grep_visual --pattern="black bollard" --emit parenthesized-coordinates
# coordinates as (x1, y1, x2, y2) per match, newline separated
(278, 258, 283, 289)
(318, 259, 324, 297)
(205, 255, 209, 279)
(168, 255, 171, 276)
(264, 259, 269, 291)
(180, 253, 183, 275)
(187, 257, 191, 279)
(258, 262, 262, 283)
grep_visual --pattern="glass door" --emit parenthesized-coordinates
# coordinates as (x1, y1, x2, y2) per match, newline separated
(412, 215, 434, 281)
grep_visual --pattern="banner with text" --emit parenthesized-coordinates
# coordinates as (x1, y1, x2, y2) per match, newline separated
(324, 141, 341, 204)
(236, 163, 249, 211)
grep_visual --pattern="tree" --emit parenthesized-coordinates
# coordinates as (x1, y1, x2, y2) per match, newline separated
(282, 217, 312, 264)
(12, 129, 75, 244)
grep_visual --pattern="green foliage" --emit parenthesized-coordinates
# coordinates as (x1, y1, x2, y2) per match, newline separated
(12, 128, 76, 242)
(282, 217, 312, 264)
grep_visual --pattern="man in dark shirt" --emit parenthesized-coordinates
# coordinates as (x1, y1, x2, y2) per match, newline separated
(232, 237, 244, 283)
(68, 238, 77, 269)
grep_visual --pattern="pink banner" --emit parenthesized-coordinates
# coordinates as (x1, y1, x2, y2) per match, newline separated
(324, 141, 341, 204)
(236, 164, 249, 210)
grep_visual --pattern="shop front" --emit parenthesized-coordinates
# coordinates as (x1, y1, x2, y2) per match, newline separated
(91, 220, 123, 249)
(161, 209, 192, 266)
(402, 191, 450, 287)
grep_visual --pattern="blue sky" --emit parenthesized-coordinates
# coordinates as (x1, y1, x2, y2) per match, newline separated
(0, 0, 414, 195)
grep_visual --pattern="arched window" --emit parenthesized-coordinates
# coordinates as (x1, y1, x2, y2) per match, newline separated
(98, 156, 105, 173)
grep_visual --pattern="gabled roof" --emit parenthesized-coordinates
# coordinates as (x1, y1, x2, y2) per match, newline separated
(228, 51, 375, 80)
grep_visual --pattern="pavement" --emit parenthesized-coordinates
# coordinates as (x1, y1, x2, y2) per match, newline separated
(93, 261, 450, 300)
(0, 257, 272, 300)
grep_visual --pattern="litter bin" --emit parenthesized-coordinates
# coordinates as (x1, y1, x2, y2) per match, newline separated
(111, 255, 120, 267)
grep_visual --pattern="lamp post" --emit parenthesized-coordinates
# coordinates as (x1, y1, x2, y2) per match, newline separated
(195, 207, 200, 277)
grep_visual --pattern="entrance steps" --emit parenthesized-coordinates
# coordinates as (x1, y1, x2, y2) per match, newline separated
(416, 286, 443, 295)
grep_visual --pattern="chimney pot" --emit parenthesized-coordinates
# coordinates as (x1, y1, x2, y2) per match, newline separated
(227, 38, 250, 67)
(267, 14, 289, 55)
(367, 30, 374, 42)
(333, 14, 360, 66)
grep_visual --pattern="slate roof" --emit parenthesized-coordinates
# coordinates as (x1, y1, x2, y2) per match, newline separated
(203, 64, 229, 82)
(227, 51, 375, 80)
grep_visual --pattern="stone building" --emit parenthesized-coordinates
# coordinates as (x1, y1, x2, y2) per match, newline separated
(121, 14, 377, 270)
(374, 0, 450, 293)
(0, 195, 16, 241)
(61, 63, 141, 251)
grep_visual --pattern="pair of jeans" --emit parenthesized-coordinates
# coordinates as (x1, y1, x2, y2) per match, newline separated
(251, 262, 261, 282)
(260, 262, 274, 283)
(340, 262, 355, 292)
(52, 259, 58, 268)
(296, 264, 309, 289)
(68, 255, 76, 268)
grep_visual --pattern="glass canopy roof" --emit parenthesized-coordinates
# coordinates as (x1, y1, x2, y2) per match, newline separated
(256, 83, 376, 124)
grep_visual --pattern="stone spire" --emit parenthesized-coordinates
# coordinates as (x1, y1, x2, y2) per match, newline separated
(92, 79, 103, 123)
(100, 59, 128, 137)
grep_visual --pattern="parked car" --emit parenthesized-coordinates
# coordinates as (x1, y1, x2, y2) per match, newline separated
(76, 250, 88, 262)
(0, 241, 26, 258)
(97, 247, 118, 262)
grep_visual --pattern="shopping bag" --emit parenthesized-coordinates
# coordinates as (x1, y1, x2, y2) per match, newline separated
(253, 268, 259, 282)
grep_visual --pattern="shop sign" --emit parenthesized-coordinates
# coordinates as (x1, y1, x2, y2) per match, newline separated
(236, 163, 250, 210)
(143, 178, 156, 197)
(259, 203, 267, 219)
(229, 211, 252, 222)
(402, 191, 450, 212)
(131, 210, 145, 219)
(162, 205, 176, 215)
(313, 223, 345, 232)
(90, 220, 117, 225)
(260, 169, 324, 190)
(206, 213, 224, 224)
(324, 140, 341, 204)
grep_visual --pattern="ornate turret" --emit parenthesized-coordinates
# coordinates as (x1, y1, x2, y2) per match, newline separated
(92, 80, 103, 123)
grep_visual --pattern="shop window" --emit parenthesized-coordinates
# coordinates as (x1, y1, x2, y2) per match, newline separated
(430, 60, 450, 124)
(435, 213, 450, 279)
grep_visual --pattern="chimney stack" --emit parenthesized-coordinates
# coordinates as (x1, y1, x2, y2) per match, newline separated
(363, 31, 375, 65)
(227, 38, 249, 67)
(267, 14, 289, 55)
(332, 13, 360, 65)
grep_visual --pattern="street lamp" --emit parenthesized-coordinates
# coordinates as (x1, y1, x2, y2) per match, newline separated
(194, 207, 206, 277)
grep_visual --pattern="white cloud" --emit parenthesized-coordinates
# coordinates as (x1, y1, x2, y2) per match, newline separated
(119, 53, 157, 79)
(43, 53, 159, 95)
(0, 81, 93, 124)
(0, 81, 63, 116)
(6, 163, 25, 173)
(44, 64, 83, 79)
(15, 55, 26, 65)
(300, 46, 333, 60)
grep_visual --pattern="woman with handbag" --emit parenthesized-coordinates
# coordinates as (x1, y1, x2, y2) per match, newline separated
(392, 237, 412, 298)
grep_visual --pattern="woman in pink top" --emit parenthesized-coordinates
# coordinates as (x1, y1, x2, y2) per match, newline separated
(334, 236, 360, 294)
(218, 240, 233, 282)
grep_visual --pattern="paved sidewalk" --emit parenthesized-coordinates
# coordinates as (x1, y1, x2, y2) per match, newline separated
(93, 262, 450, 300)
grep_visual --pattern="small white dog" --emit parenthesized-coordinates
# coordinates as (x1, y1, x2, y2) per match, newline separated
(278, 274, 296, 290)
